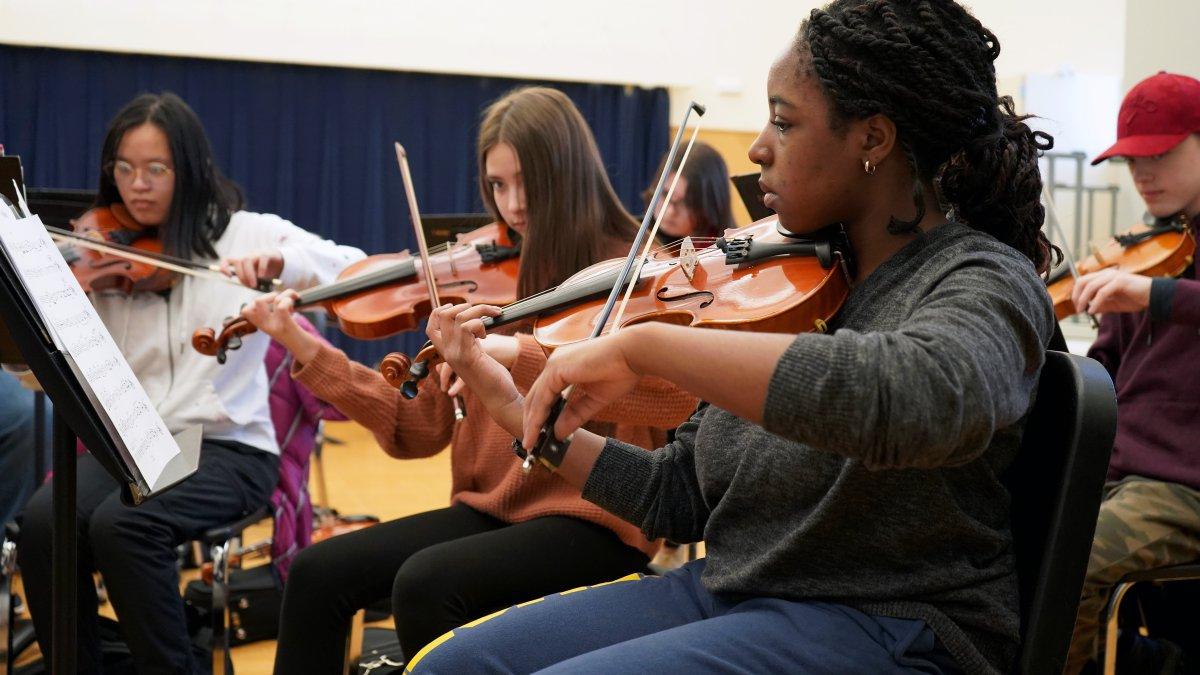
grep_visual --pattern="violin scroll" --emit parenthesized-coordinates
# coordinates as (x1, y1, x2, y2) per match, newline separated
(379, 351, 413, 391)
(191, 317, 256, 364)
(385, 342, 443, 399)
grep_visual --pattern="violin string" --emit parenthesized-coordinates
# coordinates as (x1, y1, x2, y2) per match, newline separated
(477, 216, 752, 336)
(609, 123, 703, 334)
(299, 213, 475, 306)
(46, 229, 250, 289)
(474, 231, 725, 328)
(46, 225, 214, 272)
(300, 239, 464, 302)
(495, 235, 725, 319)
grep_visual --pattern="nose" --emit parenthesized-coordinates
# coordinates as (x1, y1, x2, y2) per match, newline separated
(1129, 160, 1153, 187)
(507, 189, 523, 216)
(748, 127, 772, 167)
(131, 170, 152, 191)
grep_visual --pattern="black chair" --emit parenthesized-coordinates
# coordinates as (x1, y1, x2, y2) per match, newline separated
(200, 504, 271, 675)
(1102, 563, 1200, 674)
(1005, 351, 1117, 674)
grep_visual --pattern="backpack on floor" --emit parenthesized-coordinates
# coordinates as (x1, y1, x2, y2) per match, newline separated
(183, 564, 282, 647)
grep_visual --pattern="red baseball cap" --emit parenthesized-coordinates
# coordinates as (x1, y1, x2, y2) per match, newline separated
(1092, 71, 1200, 165)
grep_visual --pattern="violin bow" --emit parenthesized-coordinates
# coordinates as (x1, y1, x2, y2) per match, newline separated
(394, 142, 467, 421)
(518, 101, 706, 472)
(44, 225, 280, 291)
(1041, 183, 1099, 329)
(609, 124, 703, 332)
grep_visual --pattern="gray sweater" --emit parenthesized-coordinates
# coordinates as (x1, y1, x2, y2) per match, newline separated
(582, 222, 1055, 674)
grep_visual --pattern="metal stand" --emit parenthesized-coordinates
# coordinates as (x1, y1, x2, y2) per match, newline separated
(33, 392, 46, 485)
(51, 411, 76, 674)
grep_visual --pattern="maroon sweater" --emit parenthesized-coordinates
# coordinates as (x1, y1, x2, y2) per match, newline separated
(1088, 225, 1200, 489)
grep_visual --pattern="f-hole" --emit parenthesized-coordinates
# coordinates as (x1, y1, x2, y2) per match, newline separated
(656, 287, 714, 308)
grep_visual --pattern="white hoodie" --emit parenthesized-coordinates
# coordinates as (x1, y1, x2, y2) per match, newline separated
(90, 210, 365, 455)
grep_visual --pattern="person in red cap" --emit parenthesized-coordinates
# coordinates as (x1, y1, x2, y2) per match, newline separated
(1066, 70, 1200, 673)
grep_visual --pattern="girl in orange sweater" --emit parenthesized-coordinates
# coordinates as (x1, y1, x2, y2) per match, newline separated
(241, 86, 696, 673)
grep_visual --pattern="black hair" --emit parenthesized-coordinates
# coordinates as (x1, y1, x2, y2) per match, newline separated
(96, 92, 243, 260)
(643, 141, 734, 239)
(800, 0, 1059, 274)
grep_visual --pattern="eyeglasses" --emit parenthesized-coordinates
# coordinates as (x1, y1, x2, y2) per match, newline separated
(110, 160, 173, 185)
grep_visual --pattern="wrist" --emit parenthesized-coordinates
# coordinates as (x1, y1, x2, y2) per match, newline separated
(616, 322, 662, 377)
(281, 324, 321, 364)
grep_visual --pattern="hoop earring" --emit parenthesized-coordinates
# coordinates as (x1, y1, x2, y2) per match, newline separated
(863, 159, 877, 175)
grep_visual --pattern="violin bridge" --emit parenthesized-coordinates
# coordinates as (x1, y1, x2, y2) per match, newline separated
(679, 236, 697, 282)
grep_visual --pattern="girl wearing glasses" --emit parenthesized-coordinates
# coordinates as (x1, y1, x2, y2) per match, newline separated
(18, 92, 363, 674)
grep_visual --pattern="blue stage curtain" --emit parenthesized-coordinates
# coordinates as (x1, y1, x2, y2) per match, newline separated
(0, 44, 669, 364)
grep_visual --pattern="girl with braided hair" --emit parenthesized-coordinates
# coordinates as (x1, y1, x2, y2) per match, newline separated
(405, 1, 1056, 672)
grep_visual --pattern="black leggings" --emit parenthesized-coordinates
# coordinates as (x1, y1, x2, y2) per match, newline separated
(272, 503, 649, 674)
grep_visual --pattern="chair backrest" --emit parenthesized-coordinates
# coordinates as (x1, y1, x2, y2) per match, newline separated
(1004, 351, 1116, 674)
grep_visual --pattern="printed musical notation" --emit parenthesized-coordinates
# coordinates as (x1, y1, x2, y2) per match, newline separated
(0, 214, 179, 486)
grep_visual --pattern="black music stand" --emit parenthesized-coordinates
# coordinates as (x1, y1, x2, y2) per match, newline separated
(422, 213, 494, 247)
(0, 212, 199, 673)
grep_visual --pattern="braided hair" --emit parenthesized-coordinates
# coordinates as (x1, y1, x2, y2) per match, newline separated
(800, 0, 1059, 274)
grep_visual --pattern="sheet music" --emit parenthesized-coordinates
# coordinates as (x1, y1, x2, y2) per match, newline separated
(0, 213, 180, 485)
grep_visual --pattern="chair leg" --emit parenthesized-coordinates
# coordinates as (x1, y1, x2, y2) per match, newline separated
(312, 448, 331, 513)
(342, 608, 365, 675)
(210, 540, 236, 675)
(1103, 580, 1137, 675)
(1, 536, 15, 675)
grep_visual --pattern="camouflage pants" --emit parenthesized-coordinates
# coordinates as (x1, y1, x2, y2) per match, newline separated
(1065, 475, 1200, 674)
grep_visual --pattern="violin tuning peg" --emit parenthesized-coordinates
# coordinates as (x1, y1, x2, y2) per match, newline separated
(216, 350, 227, 365)
(227, 335, 242, 351)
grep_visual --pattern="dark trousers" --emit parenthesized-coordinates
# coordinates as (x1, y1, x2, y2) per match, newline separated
(408, 559, 964, 675)
(272, 503, 649, 674)
(19, 440, 278, 675)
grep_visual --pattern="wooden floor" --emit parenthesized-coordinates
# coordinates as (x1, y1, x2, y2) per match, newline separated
(12, 420, 454, 674)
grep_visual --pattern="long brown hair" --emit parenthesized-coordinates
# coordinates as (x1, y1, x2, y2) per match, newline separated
(478, 87, 638, 297)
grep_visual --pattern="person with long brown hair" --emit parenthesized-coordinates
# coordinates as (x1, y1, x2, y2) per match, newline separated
(241, 85, 696, 673)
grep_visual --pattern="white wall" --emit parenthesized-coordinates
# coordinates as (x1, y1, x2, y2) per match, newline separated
(1109, 0, 1200, 229)
(0, 0, 1125, 132)
(1123, 0, 1200, 88)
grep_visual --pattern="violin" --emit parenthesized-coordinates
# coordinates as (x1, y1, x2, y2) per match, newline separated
(192, 222, 521, 363)
(379, 215, 853, 396)
(63, 205, 177, 293)
(49, 204, 281, 295)
(1047, 214, 1195, 320)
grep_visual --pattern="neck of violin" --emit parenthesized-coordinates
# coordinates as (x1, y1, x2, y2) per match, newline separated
(299, 257, 419, 306)
(484, 264, 638, 330)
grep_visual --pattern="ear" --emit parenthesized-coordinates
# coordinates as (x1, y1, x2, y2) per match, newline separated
(858, 113, 898, 166)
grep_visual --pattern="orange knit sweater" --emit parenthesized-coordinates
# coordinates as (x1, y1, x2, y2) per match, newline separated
(291, 334, 698, 556)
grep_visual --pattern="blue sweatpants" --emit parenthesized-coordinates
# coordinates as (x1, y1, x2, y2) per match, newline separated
(406, 559, 962, 674)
